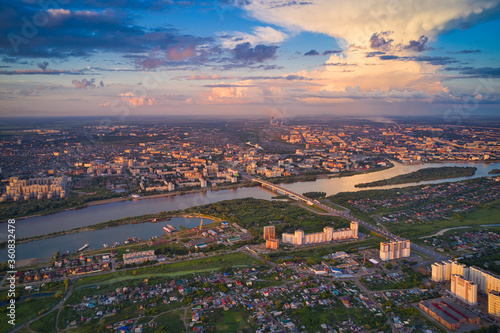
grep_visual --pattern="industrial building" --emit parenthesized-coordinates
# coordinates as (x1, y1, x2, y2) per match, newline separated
(419, 298, 480, 331)
(379, 239, 410, 261)
(281, 222, 358, 246)
(263, 226, 276, 241)
(450, 274, 478, 305)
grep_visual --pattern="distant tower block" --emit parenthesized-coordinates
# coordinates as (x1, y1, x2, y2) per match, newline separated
(263, 226, 275, 241)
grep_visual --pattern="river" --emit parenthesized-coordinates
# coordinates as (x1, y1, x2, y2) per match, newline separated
(1, 161, 499, 261)
(2, 217, 213, 262)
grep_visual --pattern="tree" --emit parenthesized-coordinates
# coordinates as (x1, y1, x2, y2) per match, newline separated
(64, 277, 69, 291)
(385, 263, 393, 270)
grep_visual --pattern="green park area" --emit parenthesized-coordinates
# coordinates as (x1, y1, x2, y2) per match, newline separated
(184, 197, 353, 236)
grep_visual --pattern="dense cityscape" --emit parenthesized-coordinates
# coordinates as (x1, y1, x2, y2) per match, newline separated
(2, 0, 500, 332)
(0, 117, 499, 333)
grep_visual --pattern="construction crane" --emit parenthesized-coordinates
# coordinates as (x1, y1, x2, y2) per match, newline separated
(197, 219, 203, 236)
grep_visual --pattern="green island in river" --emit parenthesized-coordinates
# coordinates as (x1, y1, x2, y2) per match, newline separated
(354, 166, 477, 188)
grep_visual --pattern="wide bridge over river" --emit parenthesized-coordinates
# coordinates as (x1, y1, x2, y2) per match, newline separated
(249, 176, 449, 261)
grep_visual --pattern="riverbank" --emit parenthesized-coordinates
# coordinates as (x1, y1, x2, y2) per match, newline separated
(16, 213, 217, 245)
(328, 164, 394, 179)
(6, 181, 257, 222)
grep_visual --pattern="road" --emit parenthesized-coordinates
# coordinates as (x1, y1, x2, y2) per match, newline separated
(10, 278, 74, 333)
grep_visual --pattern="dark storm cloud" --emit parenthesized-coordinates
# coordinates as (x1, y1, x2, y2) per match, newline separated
(369, 32, 393, 51)
(304, 49, 320, 56)
(404, 35, 432, 52)
(0, 2, 213, 61)
(232, 42, 278, 63)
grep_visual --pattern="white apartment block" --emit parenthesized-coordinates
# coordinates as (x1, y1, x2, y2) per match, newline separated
(282, 222, 358, 246)
(379, 239, 411, 261)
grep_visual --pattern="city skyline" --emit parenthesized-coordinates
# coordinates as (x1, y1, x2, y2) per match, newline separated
(1, 0, 500, 117)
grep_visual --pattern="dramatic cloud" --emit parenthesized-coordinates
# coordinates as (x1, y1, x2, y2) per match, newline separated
(0, 3, 213, 62)
(244, 0, 500, 47)
(232, 42, 278, 63)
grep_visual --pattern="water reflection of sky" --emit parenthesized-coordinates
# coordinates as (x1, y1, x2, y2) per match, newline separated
(1, 217, 212, 261)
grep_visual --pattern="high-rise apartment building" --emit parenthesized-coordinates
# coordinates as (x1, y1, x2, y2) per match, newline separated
(488, 290, 500, 318)
(379, 239, 411, 261)
(263, 226, 276, 241)
(451, 274, 477, 305)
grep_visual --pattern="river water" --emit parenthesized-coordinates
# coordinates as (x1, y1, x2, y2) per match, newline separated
(1, 161, 499, 261)
(2, 217, 213, 261)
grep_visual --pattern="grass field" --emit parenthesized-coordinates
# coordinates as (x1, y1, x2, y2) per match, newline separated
(29, 310, 58, 333)
(148, 311, 185, 333)
(0, 296, 56, 332)
(215, 310, 252, 332)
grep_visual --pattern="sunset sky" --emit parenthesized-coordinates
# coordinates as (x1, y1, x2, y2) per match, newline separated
(1, 0, 499, 118)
